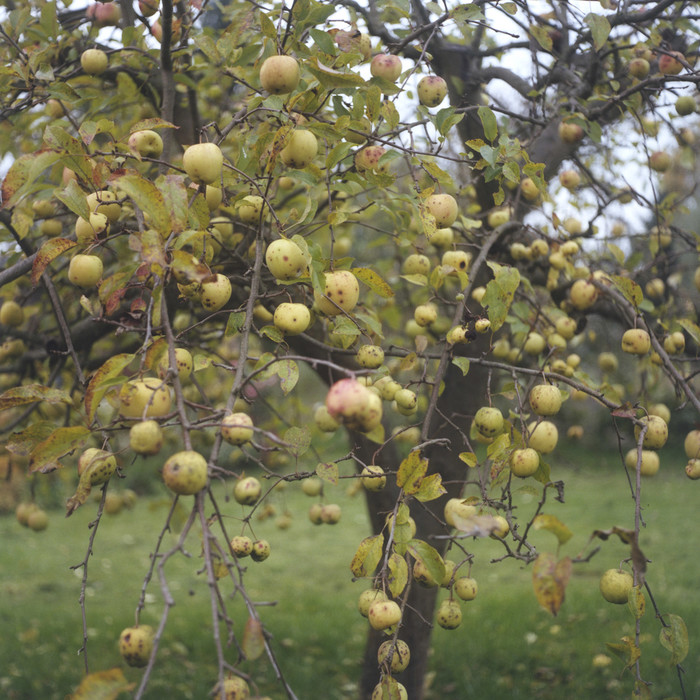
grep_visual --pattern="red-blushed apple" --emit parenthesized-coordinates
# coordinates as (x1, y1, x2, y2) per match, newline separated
(559, 169, 581, 189)
(424, 194, 458, 227)
(128, 129, 163, 158)
(233, 476, 262, 505)
(599, 569, 633, 604)
(68, 254, 103, 288)
(182, 143, 223, 184)
(417, 75, 447, 107)
(273, 302, 311, 335)
(119, 625, 154, 667)
(314, 270, 360, 316)
(80, 48, 108, 75)
(354, 145, 387, 173)
(280, 129, 318, 168)
(658, 50, 684, 75)
(325, 377, 381, 432)
(162, 450, 208, 495)
(221, 412, 254, 445)
(259, 55, 300, 94)
(86, 2, 121, 27)
(370, 54, 402, 82)
(265, 238, 307, 280)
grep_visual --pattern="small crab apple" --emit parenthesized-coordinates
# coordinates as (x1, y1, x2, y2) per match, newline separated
(520, 177, 539, 200)
(599, 569, 633, 604)
(454, 576, 478, 601)
(444, 498, 477, 528)
(119, 378, 172, 419)
(624, 448, 660, 476)
(473, 406, 504, 438)
(27, 508, 49, 531)
(78, 448, 117, 485)
(413, 558, 439, 587)
(487, 207, 511, 228)
(265, 238, 307, 280)
(559, 169, 581, 190)
(354, 145, 388, 173)
(129, 420, 164, 455)
(182, 143, 223, 185)
(320, 503, 342, 524)
(217, 676, 249, 699)
(621, 328, 651, 355)
(301, 476, 322, 497)
(685, 430, 700, 459)
(370, 53, 402, 82)
(281, 129, 318, 168)
(569, 279, 598, 310)
(360, 465, 386, 491)
(0, 300, 24, 327)
(424, 194, 458, 227)
(634, 415, 668, 450)
(356, 344, 384, 368)
(371, 681, 408, 700)
(436, 599, 462, 629)
(162, 450, 208, 495)
(378, 639, 410, 672)
(156, 347, 193, 380)
(628, 57, 650, 79)
(649, 150, 671, 172)
(428, 226, 454, 247)
(86, 190, 121, 222)
(237, 195, 265, 223)
(200, 273, 231, 312)
(128, 129, 163, 158)
(368, 599, 402, 630)
(259, 55, 300, 94)
(358, 589, 388, 617)
(86, 1, 122, 26)
(119, 625, 154, 667)
(75, 212, 109, 243)
(273, 303, 311, 335)
(441, 250, 471, 274)
(221, 412, 254, 445)
(314, 404, 340, 432)
(230, 535, 254, 557)
(402, 254, 431, 276)
(250, 539, 271, 561)
(68, 254, 103, 288)
(558, 120, 584, 143)
(394, 388, 417, 415)
(308, 503, 324, 524)
(663, 331, 685, 355)
(685, 459, 700, 479)
(658, 50, 684, 75)
(529, 384, 562, 416)
(414, 302, 438, 327)
(510, 448, 540, 478)
(233, 476, 262, 505)
(526, 421, 558, 454)
(417, 75, 447, 107)
(314, 270, 360, 316)
(80, 48, 108, 75)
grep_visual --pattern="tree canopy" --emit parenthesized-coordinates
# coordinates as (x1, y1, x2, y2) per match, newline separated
(1, 0, 700, 698)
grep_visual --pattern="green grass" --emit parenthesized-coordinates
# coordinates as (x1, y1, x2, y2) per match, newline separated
(1, 446, 699, 699)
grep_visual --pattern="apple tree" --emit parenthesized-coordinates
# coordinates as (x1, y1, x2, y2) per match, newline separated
(1, 0, 700, 698)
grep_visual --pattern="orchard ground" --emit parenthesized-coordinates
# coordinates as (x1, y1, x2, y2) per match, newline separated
(1, 444, 698, 700)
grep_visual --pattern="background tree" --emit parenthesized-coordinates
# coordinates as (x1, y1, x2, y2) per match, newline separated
(1, 1, 700, 699)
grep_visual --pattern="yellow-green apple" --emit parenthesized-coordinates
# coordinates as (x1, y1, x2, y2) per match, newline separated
(663, 331, 685, 354)
(230, 535, 254, 557)
(529, 384, 562, 416)
(119, 626, 154, 667)
(162, 450, 208, 494)
(624, 448, 660, 476)
(119, 378, 172, 418)
(273, 302, 311, 335)
(454, 576, 478, 601)
(520, 177, 540, 200)
(128, 129, 163, 158)
(649, 150, 671, 172)
(360, 465, 386, 491)
(436, 599, 462, 629)
(86, 191, 121, 222)
(27, 508, 49, 531)
(80, 48, 108, 75)
(634, 415, 668, 450)
(320, 504, 342, 524)
(414, 302, 438, 327)
(75, 212, 109, 243)
(233, 476, 262, 505)
(356, 344, 384, 368)
(599, 569, 633, 604)
(358, 589, 388, 617)
(314, 404, 340, 432)
(200, 274, 231, 312)
(685, 459, 700, 479)
(558, 120, 584, 143)
(628, 57, 650, 78)
(441, 250, 471, 273)
(265, 238, 307, 279)
(527, 421, 558, 453)
(473, 406, 504, 438)
(559, 169, 581, 189)
(402, 254, 430, 276)
(424, 194, 458, 227)
(417, 75, 447, 107)
(428, 226, 454, 247)
(281, 129, 318, 168)
(487, 207, 511, 228)
(675, 95, 696, 115)
(684, 430, 700, 459)
(523, 332, 546, 355)
(139, 0, 158, 16)
(510, 447, 540, 477)
(68, 254, 103, 288)
(314, 270, 360, 315)
(368, 599, 402, 630)
(250, 539, 271, 561)
(129, 420, 164, 455)
(621, 328, 651, 355)
(371, 681, 407, 700)
(156, 348, 193, 380)
(221, 412, 254, 445)
(0, 300, 23, 327)
(237, 195, 265, 223)
(182, 143, 223, 184)
(377, 639, 410, 672)
(569, 279, 598, 310)
(259, 55, 300, 94)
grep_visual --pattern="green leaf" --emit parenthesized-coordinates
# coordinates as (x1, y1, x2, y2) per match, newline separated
(585, 12, 611, 51)
(71, 668, 133, 700)
(309, 27, 336, 55)
(532, 553, 572, 616)
(350, 534, 384, 578)
(482, 263, 520, 331)
(352, 267, 395, 298)
(275, 359, 299, 395)
(459, 451, 477, 468)
(0, 384, 72, 411)
(84, 353, 134, 423)
(114, 173, 170, 237)
(532, 514, 573, 545)
(478, 105, 498, 142)
(55, 178, 89, 220)
(407, 539, 445, 587)
(679, 319, 700, 347)
(659, 614, 688, 665)
(529, 24, 553, 52)
(387, 552, 408, 597)
(315, 461, 338, 485)
(225, 311, 246, 337)
(606, 636, 641, 670)
(414, 473, 446, 502)
(396, 450, 428, 494)
(452, 357, 470, 376)
(157, 175, 190, 234)
(29, 426, 91, 474)
(283, 426, 311, 457)
(5, 421, 56, 456)
(0, 150, 61, 208)
(609, 275, 642, 309)
(31, 237, 77, 286)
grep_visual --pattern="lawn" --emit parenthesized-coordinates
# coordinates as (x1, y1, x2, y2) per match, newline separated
(0, 444, 698, 700)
